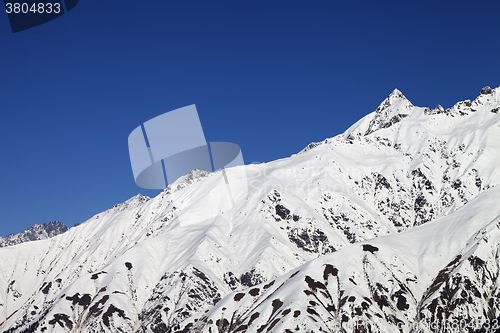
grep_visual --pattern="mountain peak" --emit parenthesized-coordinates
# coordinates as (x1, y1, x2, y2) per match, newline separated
(106, 193, 150, 213)
(163, 167, 211, 194)
(373, 88, 412, 116)
(357, 88, 413, 136)
(481, 86, 493, 95)
(383, 88, 409, 105)
(0, 221, 68, 247)
(389, 88, 403, 97)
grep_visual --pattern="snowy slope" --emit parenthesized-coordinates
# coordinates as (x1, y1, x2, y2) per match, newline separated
(176, 186, 500, 332)
(0, 86, 498, 333)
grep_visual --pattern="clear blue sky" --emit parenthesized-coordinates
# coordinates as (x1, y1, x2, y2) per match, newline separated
(1, 0, 499, 237)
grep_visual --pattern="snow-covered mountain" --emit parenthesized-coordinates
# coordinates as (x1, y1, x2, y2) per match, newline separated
(0, 86, 498, 333)
(177, 186, 500, 333)
(0, 221, 68, 248)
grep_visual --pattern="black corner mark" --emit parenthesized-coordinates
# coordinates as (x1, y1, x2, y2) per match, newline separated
(4, 0, 79, 33)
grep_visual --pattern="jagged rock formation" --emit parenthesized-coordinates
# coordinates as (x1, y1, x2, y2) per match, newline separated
(0, 221, 68, 247)
(0, 87, 499, 333)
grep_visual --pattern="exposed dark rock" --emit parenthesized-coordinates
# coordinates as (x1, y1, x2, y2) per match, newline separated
(287, 227, 336, 254)
(240, 269, 264, 287)
(263, 280, 275, 289)
(362, 244, 379, 253)
(233, 293, 245, 301)
(481, 86, 493, 95)
(223, 271, 239, 291)
(249, 288, 260, 296)
(90, 271, 107, 280)
(323, 264, 338, 280)
(41, 282, 52, 295)
(66, 293, 92, 308)
(48, 313, 73, 330)
(102, 304, 129, 327)
(215, 318, 229, 332)
(275, 204, 291, 220)
(271, 299, 283, 316)
(88, 294, 110, 318)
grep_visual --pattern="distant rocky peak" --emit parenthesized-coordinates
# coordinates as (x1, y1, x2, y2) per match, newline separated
(0, 221, 68, 247)
(36, 221, 68, 237)
(434, 104, 444, 112)
(185, 168, 211, 182)
(163, 168, 211, 194)
(475, 86, 499, 103)
(481, 86, 493, 95)
(428, 86, 500, 117)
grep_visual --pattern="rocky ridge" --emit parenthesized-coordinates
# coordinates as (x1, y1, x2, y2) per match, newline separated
(0, 221, 68, 248)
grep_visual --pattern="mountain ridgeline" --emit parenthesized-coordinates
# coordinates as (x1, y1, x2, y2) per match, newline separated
(1, 87, 499, 333)
(0, 221, 68, 248)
